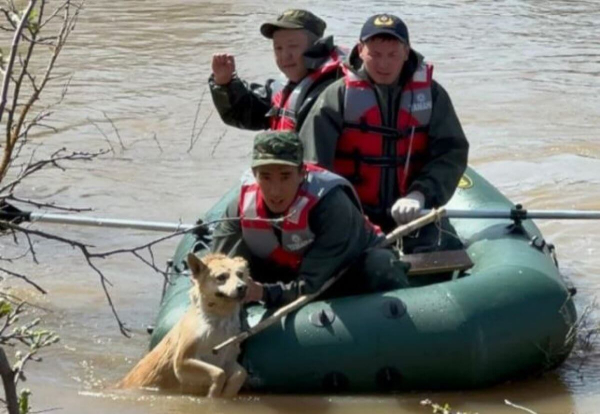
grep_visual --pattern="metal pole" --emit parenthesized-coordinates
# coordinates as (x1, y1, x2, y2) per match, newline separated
(28, 212, 196, 232)
(5, 208, 600, 234)
(423, 209, 600, 220)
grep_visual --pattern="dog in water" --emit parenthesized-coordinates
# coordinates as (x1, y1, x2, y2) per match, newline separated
(117, 253, 249, 397)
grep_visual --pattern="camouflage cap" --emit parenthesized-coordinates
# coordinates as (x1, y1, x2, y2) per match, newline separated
(260, 9, 326, 39)
(251, 131, 304, 168)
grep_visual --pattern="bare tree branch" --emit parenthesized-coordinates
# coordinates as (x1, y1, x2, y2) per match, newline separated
(6, 1, 45, 154)
(210, 129, 226, 158)
(0, 0, 84, 181)
(151, 132, 163, 153)
(0, 347, 18, 414)
(0, 2, 85, 411)
(0, 149, 107, 195)
(189, 88, 207, 149)
(188, 109, 214, 153)
(0, 0, 37, 124)
(101, 111, 125, 150)
(39, 0, 70, 30)
(0, 265, 47, 294)
(88, 118, 115, 153)
(0, 292, 52, 313)
(0, 246, 33, 263)
(0, 221, 132, 334)
(5, 194, 93, 213)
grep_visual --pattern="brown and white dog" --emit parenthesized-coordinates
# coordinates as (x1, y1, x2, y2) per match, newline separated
(117, 253, 249, 397)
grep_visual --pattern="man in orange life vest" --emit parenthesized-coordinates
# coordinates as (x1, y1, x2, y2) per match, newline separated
(209, 9, 346, 132)
(211, 130, 409, 307)
(300, 14, 469, 253)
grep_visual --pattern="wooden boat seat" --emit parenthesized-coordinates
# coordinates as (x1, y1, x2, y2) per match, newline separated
(403, 249, 473, 276)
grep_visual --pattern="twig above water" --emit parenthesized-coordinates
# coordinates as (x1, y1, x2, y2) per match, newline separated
(210, 129, 226, 158)
(151, 132, 163, 153)
(101, 111, 126, 150)
(189, 88, 208, 148)
(0, 266, 46, 294)
(89, 118, 115, 153)
(188, 109, 214, 153)
(504, 400, 538, 414)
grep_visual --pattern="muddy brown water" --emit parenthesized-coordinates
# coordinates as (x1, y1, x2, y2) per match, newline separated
(2, 1, 599, 413)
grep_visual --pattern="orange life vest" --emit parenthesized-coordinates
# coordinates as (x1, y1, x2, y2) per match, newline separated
(268, 47, 346, 131)
(334, 61, 433, 212)
(239, 164, 366, 270)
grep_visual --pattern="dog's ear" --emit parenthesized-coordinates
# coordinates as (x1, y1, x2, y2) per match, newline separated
(187, 253, 207, 282)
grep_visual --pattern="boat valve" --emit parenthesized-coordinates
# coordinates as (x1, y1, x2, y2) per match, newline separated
(160, 259, 175, 302)
(547, 243, 560, 268)
(310, 309, 336, 327)
(529, 236, 547, 251)
(382, 298, 407, 319)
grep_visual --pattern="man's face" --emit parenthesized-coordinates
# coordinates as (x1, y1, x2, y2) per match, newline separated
(254, 164, 304, 214)
(358, 38, 410, 85)
(272, 29, 311, 83)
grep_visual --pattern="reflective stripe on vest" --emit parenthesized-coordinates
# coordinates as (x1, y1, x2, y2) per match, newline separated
(239, 164, 360, 270)
(268, 47, 346, 131)
(334, 61, 433, 210)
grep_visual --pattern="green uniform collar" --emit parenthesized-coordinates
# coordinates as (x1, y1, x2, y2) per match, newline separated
(303, 35, 336, 71)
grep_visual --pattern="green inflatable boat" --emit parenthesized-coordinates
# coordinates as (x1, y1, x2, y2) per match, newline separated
(150, 167, 577, 393)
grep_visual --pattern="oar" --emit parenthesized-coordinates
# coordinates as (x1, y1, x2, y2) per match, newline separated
(211, 207, 447, 355)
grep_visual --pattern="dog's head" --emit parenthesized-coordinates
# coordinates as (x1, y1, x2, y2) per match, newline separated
(187, 253, 249, 313)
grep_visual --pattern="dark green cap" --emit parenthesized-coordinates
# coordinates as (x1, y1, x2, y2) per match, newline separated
(260, 9, 326, 39)
(252, 131, 304, 168)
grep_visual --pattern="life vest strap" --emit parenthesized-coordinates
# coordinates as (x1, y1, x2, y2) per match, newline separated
(342, 121, 428, 139)
(335, 149, 426, 167)
(267, 106, 297, 120)
(335, 148, 426, 185)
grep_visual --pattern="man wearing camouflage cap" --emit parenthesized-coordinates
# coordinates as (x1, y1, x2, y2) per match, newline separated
(300, 14, 469, 254)
(211, 130, 409, 308)
(209, 9, 346, 132)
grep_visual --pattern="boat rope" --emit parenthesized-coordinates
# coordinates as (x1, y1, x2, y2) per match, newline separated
(433, 214, 463, 245)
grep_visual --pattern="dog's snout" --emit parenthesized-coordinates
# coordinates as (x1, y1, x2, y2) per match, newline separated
(236, 283, 248, 297)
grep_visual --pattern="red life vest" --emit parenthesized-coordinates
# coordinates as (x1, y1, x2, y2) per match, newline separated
(334, 61, 433, 212)
(268, 47, 346, 131)
(239, 164, 365, 270)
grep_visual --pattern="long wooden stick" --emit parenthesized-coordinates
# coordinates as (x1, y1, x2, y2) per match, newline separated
(212, 207, 447, 354)
(381, 207, 447, 247)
